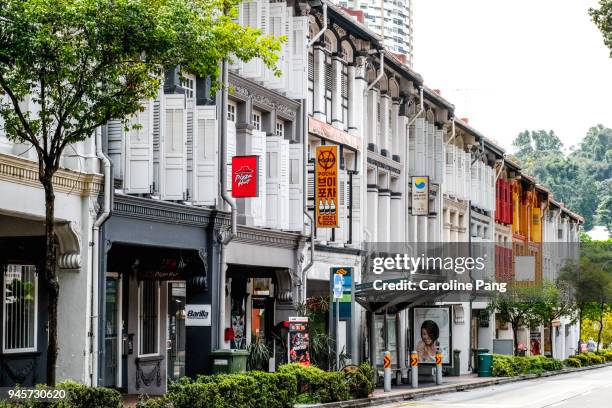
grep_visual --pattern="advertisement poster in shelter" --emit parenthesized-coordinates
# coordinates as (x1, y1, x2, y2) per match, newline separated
(411, 306, 452, 365)
(288, 317, 310, 366)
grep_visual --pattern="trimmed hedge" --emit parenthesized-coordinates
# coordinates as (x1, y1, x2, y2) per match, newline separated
(0, 381, 122, 408)
(137, 363, 375, 407)
(492, 355, 564, 377)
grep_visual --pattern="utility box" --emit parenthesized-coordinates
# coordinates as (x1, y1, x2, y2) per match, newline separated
(210, 349, 249, 374)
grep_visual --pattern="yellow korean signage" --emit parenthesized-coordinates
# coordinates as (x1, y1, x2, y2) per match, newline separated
(316, 145, 339, 228)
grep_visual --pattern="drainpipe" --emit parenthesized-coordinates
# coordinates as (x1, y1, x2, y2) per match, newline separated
(405, 87, 423, 242)
(364, 51, 385, 96)
(300, 98, 314, 305)
(218, 58, 237, 348)
(91, 127, 112, 386)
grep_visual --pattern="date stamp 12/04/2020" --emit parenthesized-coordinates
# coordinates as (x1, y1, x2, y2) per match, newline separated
(1, 387, 68, 402)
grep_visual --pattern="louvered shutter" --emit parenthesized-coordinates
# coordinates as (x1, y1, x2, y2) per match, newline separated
(266, 3, 286, 89)
(471, 159, 479, 205)
(152, 98, 161, 194)
(289, 143, 303, 231)
(266, 136, 281, 228)
(435, 129, 443, 184)
(444, 144, 453, 196)
(415, 118, 425, 174)
(125, 101, 154, 194)
(241, 0, 264, 79)
(427, 122, 435, 177)
(161, 94, 187, 200)
(279, 139, 290, 229)
(107, 120, 124, 181)
(185, 98, 197, 201)
(290, 16, 308, 99)
(226, 120, 236, 196)
(193, 105, 217, 205)
(456, 146, 464, 199)
(252, 130, 267, 227)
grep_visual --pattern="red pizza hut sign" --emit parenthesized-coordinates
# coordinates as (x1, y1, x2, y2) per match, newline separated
(232, 155, 258, 197)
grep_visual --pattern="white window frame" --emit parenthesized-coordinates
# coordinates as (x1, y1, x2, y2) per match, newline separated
(180, 74, 196, 98)
(138, 281, 161, 357)
(2, 264, 38, 354)
(252, 112, 262, 131)
(275, 120, 284, 137)
(227, 103, 236, 122)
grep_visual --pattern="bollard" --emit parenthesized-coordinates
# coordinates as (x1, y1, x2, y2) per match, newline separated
(410, 350, 418, 388)
(383, 350, 392, 392)
(435, 351, 443, 385)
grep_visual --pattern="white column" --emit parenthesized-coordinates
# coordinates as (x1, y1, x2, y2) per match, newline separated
(379, 94, 390, 156)
(331, 55, 343, 128)
(313, 44, 326, 121)
(390, 193, 402, 242)
(367, 185, 379, 242)
(378, 190, 391, 242)
(347, 65, 358, 135)
(367, 89, 378, 151)
(390, 100, 400, 159)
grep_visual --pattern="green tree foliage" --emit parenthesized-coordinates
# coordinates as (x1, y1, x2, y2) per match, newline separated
(488, 284, 545, 355)
(590, 0, 612, 57)
(581, 312, 612, 349)
(0, 0, 282, 385)
(559, 242, 612, 351)
(511, 125, 612, 230)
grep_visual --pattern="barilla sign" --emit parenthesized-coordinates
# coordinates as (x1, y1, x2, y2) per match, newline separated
(185, 304, 212, 326)
(232, 155, 258, 197)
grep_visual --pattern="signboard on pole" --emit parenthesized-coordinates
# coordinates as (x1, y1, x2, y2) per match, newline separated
(315, 145, 339, 228)
(410, 176, 429, 216)
(231, 155, 258, 197)
(287, 317, 310, 366)
(333, 273, 344, 299)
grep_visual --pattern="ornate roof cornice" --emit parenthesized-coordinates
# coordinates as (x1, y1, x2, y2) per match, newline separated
(235, 225, 306, 250)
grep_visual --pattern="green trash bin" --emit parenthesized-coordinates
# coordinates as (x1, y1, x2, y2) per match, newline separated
(472, 348, 489, 373)
(478, 353, 493, 377)
(210, 349, 249, 374)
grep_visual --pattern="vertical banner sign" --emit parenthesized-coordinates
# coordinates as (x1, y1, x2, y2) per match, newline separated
(231, 155, 258, 197)
(411, 176, 429, 216)
(288, 317, 310, 366)
(316, 145, 339, 228)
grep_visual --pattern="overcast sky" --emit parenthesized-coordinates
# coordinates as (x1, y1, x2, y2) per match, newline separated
(413, 0, 612, 152)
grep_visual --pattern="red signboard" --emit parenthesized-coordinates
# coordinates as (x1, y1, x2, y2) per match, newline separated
(231, 155, 258, 198)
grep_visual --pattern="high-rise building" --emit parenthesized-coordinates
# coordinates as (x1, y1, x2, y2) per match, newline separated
(338, 0, 414, 65)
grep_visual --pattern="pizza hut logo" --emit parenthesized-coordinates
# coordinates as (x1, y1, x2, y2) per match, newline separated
(232, 156, 258, 197)
(234, 166, 254, 187)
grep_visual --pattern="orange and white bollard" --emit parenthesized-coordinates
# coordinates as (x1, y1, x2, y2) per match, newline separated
(410, 351, 418, 388)
(435, 350, 443, 385)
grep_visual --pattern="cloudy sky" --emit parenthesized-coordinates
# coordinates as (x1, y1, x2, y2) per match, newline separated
(413, 0, 612, 152)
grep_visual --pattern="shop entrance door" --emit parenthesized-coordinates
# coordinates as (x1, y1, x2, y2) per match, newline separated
(167, 281, 186, 381)
(103, 276, 120, 387)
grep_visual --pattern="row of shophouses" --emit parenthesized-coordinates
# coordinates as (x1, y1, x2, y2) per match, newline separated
(0, 0, 582, 394)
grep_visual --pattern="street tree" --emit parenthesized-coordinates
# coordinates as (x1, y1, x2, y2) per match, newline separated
(488, 284, 544, 355)
(531, 281, 577, 355)
(590, 0, 612, 57)
(559, 242, 612, 352)
(0, 0, 282, 385)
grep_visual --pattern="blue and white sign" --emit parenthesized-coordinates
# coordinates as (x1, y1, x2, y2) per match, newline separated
(333, 273, 344, 299)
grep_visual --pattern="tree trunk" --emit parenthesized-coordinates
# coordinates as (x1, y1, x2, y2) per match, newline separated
(597, 301, 604, 353)
(41, 171, 59, 386)
(512, 321, 519, 356)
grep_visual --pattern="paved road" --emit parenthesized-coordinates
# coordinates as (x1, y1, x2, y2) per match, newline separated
(380, 366, 612, 408)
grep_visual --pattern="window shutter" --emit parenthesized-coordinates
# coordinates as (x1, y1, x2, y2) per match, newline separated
(152, 98, 161, 194)
(241, 0, 265, 79)
(252, 130, 267, 227)
(280, 139, 290, 230)
(266, 135, 281, 228)
(107, 119, 125, 181)
(415, 118, 425, 175)
(427, 122, 435, 178)
(434, 129, 443, 184)
(289, 143, 303, 231)
(186, 98, 196, 201)
(266, 3, 286, 89)
(161, 94, 187, 200)
(226, 119, 236, 196)
(125, 101, 154, 194)
(193, 105, 217, 205)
